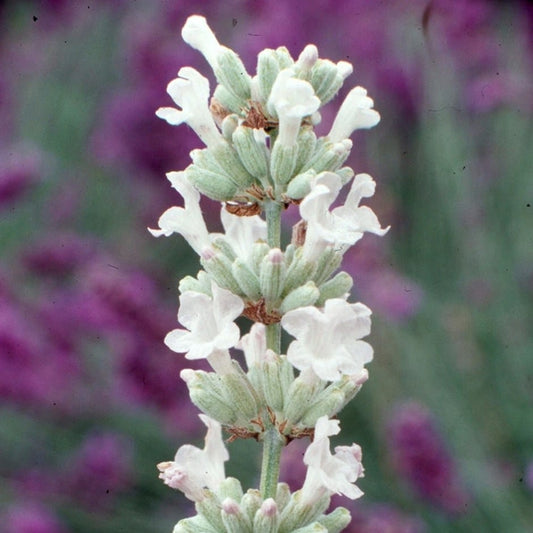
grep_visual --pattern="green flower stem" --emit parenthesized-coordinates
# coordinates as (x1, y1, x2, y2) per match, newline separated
(260, 198, 284, 499)
(260, 426, 285, 499)
(266, 323, 281, 355)
(265, 199, 282, 249)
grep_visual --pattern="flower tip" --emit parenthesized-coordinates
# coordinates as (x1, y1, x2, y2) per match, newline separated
(157, 461, 173, 473)
(180, 368, 196, 383)
(297, 44, 318, 71)
(181, 14, 209, 40)
(221, 497, 240, 515)
(181, 15, 221, 68)
(155, 107, 180, 125)
(337, 60, 353, 80)
(267, 248, 284, 264)
(260, 498, 278, 516)
(147, 226, 164, 238)
(200, 246, 216, 261)
(353, 368, 369, 385)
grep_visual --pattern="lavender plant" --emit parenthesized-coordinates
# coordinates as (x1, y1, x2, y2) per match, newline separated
(150, 15, 388, 533)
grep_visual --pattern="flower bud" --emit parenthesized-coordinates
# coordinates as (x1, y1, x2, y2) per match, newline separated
(210, 143, 257, 190)
(262, 355, 285, 412)
(275, 46, 295, 69)
(312, 247, 343, 285)
(217, 477, 244, 502)
(215, 48, 252, 102)
(335, 166, 354, 185)
(260, 248, 286, 305)
(275, 482, 291, 512)
(185, 164, 238, 201)
(316, 507, 351, 533)
(257, 48, 282, 102)
(181, 369, 238, 424)
(292, 523, 328, 532)
(294, 128, 317, 174)
(241, 489, 262, 523)
(300, 388, 345, 427)
(284, 251, 316, 295)
(195, 491, 224, 531)
(271, 142, 299, 185)
(221, 113, 239, 140)
(295, 44, 318, 75)
(279, 356, 295, 402)
(172, 516, 218, 533)
(253, 498, 279, 533)
(221, 369, 261, 422)
(201, 250, 243, 296)
(308, 140, 352, 174)
(279, 490, 330, 532)
(178, 273, 212, 295)
(212, 236, 237, 261)
(279, 282, 320, 314)
(250, 242, 270, 273)
(309, 58, 350, 105)
(337, 369, 368, 408)
(232, 126, 270, 182)
(213, 84, 244, 115)
(283, 374, 323, 425)
(221, 497, 252, 533)
(286, 170, 316, 200)
(316, 272, 353, 306)
(232, 258, 262, 301)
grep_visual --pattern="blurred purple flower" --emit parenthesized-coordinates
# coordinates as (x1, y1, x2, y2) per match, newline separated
(358, 270, 423, 322)
(92, 87, 196, 180)
(78, 260, 174, 340)
(387, 402, 471, 514)
(345, 239, 423, 322)
(22, 233, 97, 277)
(11, 468, 60, 503)
(428, 0, 498, 67)
(348, 503, 426, 533)
(91, 6, 209, 181)
(0, 145, 44, 208)
(466, 73, 532, 112)
(116, 338, 191, 416)
(4, 503, 67, 533)
(63, 432, 133, 510)
(0, 297, 79, 410)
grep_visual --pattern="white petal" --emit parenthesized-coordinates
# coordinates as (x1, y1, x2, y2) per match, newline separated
(328, 86, 380, 143)
(164, 328, 192, 353)
(211, 282, 244, 325)
(181, 15, 222, 68)
(155, 107, 186, 125)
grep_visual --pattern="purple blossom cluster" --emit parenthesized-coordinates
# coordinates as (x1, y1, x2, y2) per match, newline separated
(387, 402, 471, 514)
(348, 504, 426, 533)
(1, 233, 196, 526)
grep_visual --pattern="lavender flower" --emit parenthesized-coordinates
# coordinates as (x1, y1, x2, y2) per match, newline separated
(388, 402, 470, 514)
(0, 145, 44, 208)
(4, 504, 67, 533)
(64, 432, 133, 510)
(348, 503, 426, 533)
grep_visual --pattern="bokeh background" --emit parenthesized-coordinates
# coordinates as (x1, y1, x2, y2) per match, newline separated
(1, 0, 532, 532)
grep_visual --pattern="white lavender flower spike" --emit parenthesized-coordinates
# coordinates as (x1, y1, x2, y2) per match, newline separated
(151, 14, 386, 532)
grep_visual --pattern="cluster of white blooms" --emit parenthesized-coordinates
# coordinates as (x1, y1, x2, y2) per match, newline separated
(151, 15, 387, 533)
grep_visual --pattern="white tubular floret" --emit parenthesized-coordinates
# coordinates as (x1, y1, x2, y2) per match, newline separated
(327, 86, 380, 143)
